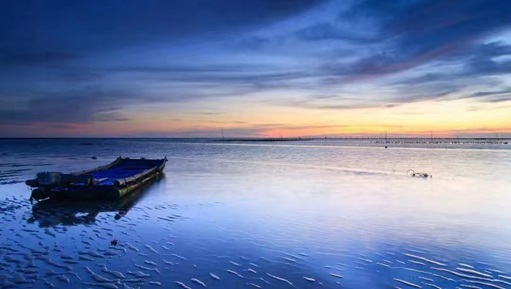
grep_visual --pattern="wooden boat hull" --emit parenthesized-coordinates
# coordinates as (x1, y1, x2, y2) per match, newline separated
(27, 157, 167, 201)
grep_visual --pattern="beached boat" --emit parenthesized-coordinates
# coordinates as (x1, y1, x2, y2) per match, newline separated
(26, 157, 167, 201)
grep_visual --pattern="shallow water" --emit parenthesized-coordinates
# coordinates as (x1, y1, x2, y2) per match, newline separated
(1, 139, 511, 289)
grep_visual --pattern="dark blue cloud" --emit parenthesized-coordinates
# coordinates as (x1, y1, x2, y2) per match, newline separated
(294, 1, 511, 107)
(0, 51, 76, 66)
(464, 88, 511, 103)
(0, 0, 323, 56)
(470, 88, 511, 98)
(294, 22, 378, 43)
(332, 0, 511, 77)
(102, 64, 310, 84)
(391, 42, 511, 88)
(0, 59, 318, 125)
(0, 89, 133, 123)
(238, 37, 273, 50)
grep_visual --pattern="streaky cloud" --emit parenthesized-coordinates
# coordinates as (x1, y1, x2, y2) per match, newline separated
(330, 0, 511, 78)
(294, 22, 378, 43)
(0, 50, 76, 66)
(0, 0, 325, 54)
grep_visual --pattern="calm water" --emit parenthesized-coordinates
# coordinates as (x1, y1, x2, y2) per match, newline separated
(1, 139, 511, 289)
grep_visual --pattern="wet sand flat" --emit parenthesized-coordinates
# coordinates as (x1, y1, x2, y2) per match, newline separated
(1, 138, 511, 288)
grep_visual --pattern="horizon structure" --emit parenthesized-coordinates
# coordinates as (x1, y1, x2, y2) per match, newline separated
(1, 1, 511, 138)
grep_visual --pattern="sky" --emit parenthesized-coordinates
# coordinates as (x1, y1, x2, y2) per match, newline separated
(1, 0, 511, 138)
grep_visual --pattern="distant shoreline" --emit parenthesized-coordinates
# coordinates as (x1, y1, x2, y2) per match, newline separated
(212, 138, 509, 144)
(213, 138, 308, 142)
(0, 137, 510, 142)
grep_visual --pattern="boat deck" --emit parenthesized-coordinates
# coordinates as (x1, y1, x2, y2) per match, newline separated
(90, 159, 161, 186)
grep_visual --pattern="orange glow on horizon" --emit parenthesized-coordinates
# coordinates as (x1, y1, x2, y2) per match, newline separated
(2, 98, 510, 138)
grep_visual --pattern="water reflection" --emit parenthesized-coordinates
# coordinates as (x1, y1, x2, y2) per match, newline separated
(27, 177, 162, 227)
(1, 139, 511, 289)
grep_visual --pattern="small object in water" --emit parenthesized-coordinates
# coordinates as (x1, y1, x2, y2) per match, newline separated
(407, 169, 432, 178)
(91, 156, 97, 160)
(110, 239, 118, 246)
(385, 146, 388, 149)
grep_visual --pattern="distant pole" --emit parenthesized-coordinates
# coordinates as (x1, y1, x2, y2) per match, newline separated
(221, 128, 225, 139)
(430, 131, 433, 143)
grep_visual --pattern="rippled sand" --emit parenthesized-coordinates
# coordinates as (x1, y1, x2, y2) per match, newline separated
(2, 193, 511, 289)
